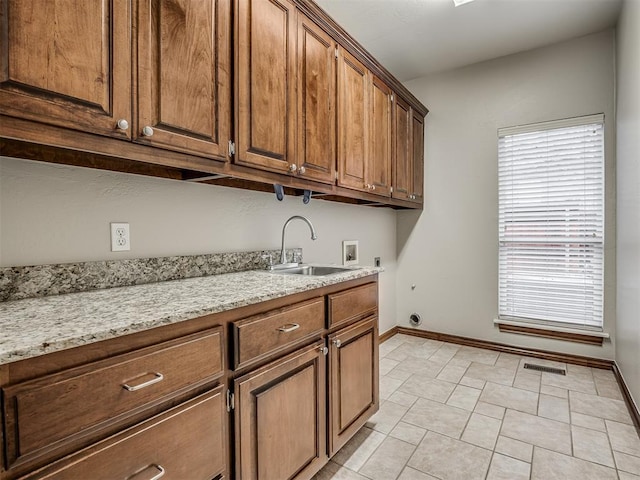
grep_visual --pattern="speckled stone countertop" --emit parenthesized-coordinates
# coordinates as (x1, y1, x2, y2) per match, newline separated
(0, 266, 380, 365)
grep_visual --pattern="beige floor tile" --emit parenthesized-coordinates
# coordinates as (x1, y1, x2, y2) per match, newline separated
(495, 435, 533, 462)
(460, 375, 486, 389)
(538, 393, 570, 423)
(512, 371, 541, 392)
(540, 384, 569, 399)
(391, 358, 445, 377)
(397, 467, 439, 479)
(389, 421, 427, 445)
(500, 409, 572, 455)
(486, 453, 530, 480)
(428, 344, 461, 365)
(387, 368, 414, 382)
(408, 431, 492, 480)
(359, 437, 415, 480)
(569, 390, 633, 424)
(465, 363, 515, 386)
(402, 397, 471, 438)
(571, 411, 606, 432)
(494, 353, 522, 371)
(366, 400, 409, 434)
(541, 371, 597, 395)
(313, 461, 371, 480)
(447, 357, 472, 368)
(436, 364, 468, 384)
(606, 419, 640, 456)
(571, 425, 615, 467)
(478, 382, 539, 414)
(592, 367, 617, 381)
(619, 472, 640, 480)
(380, 375, 404, 400)
(461, 413, 502, 449)
(388, 390, 419, 408)
(332, 427, 386, 471)
(531, 447, 618, 479)
(398, 374, 456, 403)
(474, 401, 506, 420)
(446, 384, 481, 411)
(615, 450, 640, 475)
(453, 346, 499, 366)
(396, 334, 428, 345)
(380, 357, 401, 375)
(594, 375, 625, 400)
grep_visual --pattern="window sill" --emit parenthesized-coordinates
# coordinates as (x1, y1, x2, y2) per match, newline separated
(493, 318, 608, 346)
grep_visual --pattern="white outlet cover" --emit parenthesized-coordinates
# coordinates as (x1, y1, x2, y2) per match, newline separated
(342, 240, 359, 266)
(110, 223, 130, 252)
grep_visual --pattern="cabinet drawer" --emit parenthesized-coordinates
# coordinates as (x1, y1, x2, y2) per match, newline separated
(233, 297, 324, 369)
(328, 283, 377, 328)
(22, 387, 226, 480)
(4, 327, 224, 469)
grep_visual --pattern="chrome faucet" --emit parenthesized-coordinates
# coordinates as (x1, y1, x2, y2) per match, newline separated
(279, 215, 317, 266)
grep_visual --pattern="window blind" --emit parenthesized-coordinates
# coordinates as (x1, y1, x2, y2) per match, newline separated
(498, 115, 604, 329)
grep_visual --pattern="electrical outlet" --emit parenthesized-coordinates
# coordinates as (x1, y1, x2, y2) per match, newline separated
(110, 223, 130, 252)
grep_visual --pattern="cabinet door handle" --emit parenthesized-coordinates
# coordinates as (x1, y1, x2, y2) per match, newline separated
(298, 166, 306, 175)
(141, 126, 154, 137)
(277, 323, 300, 333)
(319, 346, 329, 355)
(116, 119, 129, 131)
(288, 163, 297, 173)
(122, 372, 164, 392)
(333, 339, 342, 348)
(129, 464, 165, 480)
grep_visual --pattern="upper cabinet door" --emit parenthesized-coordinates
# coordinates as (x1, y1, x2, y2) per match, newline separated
(369, 76, 392, 196)
(0, 0, 131, 139)
(392, 96, 412, 200)
(296, 14, 337, 185)
(236, 0, 297, 174)
(136, 0, 231, 161)
(337, 47, 369, 192)
(411, 111, 425, 203)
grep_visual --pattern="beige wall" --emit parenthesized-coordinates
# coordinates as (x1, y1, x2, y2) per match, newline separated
(398, 30, 617, 359)
(615, 0, 640, 404)
(0, 157, 398, 333)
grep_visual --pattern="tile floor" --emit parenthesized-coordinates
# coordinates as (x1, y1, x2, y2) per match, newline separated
(314, 334, 640, 480)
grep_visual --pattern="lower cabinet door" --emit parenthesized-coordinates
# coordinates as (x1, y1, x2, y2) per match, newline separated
(21, 387, 226, 480)
(328, 316, 379, 456)
(234, 341, 328, 480)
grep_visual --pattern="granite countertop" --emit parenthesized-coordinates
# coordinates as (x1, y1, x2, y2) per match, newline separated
(0, 266, 380, 365)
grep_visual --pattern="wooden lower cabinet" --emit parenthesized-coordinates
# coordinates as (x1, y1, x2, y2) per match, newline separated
(328, 316, 379, 455)
(234, 341, 328, 480)
(21, 387, 226, 480)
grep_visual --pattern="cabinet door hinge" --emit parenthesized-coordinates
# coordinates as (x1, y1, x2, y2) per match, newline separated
(228, 140, 236, 156)
(335, 47, 339, 59)
(226, 389, 235, 412)
(390, 186, 394, 193)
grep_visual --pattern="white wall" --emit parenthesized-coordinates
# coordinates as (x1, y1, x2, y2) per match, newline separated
(0, 157, 398, 333)
(615, 0, 640, 403)
(397, 30, 617, 359)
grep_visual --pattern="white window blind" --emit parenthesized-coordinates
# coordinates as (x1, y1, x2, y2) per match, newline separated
(498, 115, 604, 330)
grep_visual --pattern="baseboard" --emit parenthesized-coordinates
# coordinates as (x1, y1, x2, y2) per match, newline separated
(395, 327, 613, 370)
(612, 362, 640, 432)
(379, 326, 399, 343)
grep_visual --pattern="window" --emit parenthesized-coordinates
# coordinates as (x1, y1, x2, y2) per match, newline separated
(498, 114, 604, 330)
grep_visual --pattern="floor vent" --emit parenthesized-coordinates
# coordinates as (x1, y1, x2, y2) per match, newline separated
(523, 363, 566, 375)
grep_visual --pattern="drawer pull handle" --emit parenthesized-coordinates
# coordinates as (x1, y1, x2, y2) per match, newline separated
(129, 464, 165, 480)
(277, 323, 300, 333)
(122, 372, 164, 392)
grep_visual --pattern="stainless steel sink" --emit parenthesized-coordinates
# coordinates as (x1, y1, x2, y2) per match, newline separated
(271, 265, 357, 276)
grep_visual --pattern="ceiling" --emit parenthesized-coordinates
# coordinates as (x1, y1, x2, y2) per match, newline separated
(314, 0, 622, 82)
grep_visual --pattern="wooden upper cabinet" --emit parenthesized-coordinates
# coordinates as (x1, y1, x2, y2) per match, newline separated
(411, 110, 425, 203)
(392, 96, 412, 200)
(369, 76, 393, 196)
(236, 0, 297, 174)
(0, 0, 131, 139)
(337, 47, 370, 192)
(296, 14, 337, 184)
(136, 0, 231, 160)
